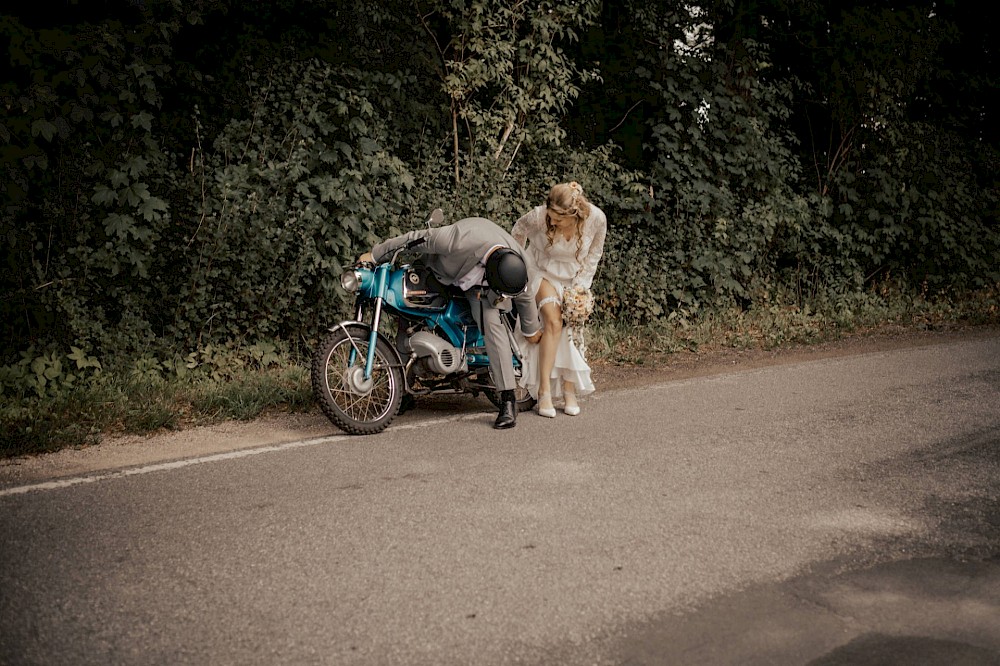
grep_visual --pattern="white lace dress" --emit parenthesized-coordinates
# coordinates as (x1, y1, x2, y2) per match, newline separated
(511, 204, 607, 400)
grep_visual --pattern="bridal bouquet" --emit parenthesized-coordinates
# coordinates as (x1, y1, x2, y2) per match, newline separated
(561, 285, 594, 353)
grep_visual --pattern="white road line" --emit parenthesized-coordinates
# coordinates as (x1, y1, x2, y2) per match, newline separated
(0, 414, 478, 498)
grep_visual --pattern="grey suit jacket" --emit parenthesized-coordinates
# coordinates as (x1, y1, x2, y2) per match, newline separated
(371, 217, 541, 337)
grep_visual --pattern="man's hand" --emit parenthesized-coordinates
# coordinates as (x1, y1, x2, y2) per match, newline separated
(357, 251, 375, 264)
(525, 331, 542, 344)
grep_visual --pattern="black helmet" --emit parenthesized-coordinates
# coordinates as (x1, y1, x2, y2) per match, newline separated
(484, 247, 528, 296)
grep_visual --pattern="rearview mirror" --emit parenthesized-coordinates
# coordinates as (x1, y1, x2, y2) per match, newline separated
(426, 208, 444, 228)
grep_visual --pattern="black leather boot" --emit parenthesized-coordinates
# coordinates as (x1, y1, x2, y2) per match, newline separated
(494, 390, 517, 429)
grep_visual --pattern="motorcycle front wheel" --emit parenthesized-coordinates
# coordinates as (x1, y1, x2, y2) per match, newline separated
(311, 328, 403, 435)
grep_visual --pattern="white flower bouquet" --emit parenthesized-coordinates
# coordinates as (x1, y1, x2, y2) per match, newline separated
(561, 285, 594, 353)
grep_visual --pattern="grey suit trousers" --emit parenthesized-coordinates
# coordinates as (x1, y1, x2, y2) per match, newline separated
(465, 289, 517, 392)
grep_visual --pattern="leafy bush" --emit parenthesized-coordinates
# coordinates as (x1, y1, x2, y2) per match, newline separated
(1, 0, 997, 412)
(161, 62, 423, 346)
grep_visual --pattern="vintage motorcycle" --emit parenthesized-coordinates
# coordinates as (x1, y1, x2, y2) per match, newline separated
(311, 209, 535, 435)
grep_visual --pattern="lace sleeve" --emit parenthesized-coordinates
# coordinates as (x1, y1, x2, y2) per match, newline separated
(511, 206, 544, 248)
(572, 207, 608, 290)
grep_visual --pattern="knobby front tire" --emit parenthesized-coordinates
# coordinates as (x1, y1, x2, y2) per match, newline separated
(311, 329, 403, 435)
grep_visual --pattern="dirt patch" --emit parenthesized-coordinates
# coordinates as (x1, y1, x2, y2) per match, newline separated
(591, 323, 1000, 391)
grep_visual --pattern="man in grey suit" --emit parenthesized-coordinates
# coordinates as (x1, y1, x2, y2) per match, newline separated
(363, 217, 542, 429)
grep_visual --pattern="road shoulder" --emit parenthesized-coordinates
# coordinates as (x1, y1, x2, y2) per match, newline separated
(3, 324, 997, 488)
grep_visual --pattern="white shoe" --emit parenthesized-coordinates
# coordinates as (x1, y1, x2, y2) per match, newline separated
(563, 391, 580, 416)
(536, 394, 556, 418)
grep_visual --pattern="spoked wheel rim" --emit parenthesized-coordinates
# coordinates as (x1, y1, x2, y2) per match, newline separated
(482, 370, 536, 412)
(322, 336, 397, 424)
(514, 384, 536, 411)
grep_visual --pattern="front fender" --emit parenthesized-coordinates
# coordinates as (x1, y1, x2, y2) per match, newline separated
(327, 321, 405, 369)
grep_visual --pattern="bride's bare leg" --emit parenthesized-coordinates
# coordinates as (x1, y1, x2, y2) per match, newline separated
(536, 279, 561, 415)
(563, 380, 580, 415)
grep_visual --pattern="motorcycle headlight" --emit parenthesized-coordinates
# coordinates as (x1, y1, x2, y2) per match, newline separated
(340, 269, 361, 293)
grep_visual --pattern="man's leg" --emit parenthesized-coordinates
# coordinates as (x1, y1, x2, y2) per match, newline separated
(468, 293, 516, 390)
(467, 292, 517, 428)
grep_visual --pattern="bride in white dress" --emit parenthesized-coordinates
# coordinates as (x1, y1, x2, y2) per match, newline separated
(511, 182, 607, 417)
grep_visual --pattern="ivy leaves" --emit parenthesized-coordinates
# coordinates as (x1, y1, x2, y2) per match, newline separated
(1, 0, 996, 371)
(167, 61, 420, 344)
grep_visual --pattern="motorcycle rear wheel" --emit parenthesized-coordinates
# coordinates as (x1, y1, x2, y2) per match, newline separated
(483, 384, 536, 413)
(311, 328, 403, 435)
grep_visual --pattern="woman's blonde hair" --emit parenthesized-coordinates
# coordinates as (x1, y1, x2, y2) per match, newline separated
(544, 181, 591, 258)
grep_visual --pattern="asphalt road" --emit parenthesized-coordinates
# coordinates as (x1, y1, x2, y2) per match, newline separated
(2, 335, 999, 665)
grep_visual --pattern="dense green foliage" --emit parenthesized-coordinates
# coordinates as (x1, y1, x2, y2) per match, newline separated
(2, 0, 998, 401)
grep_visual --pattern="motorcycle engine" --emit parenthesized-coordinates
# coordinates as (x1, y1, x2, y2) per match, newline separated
(405, 331, 467, 376)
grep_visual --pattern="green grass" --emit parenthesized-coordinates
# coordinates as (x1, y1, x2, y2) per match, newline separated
(587, 282, 1000, 364)
(2, 283, 998, 458)
(1, 364, 313, 458)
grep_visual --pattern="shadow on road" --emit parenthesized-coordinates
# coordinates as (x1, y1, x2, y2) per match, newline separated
(591, 429, 1000, 665)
